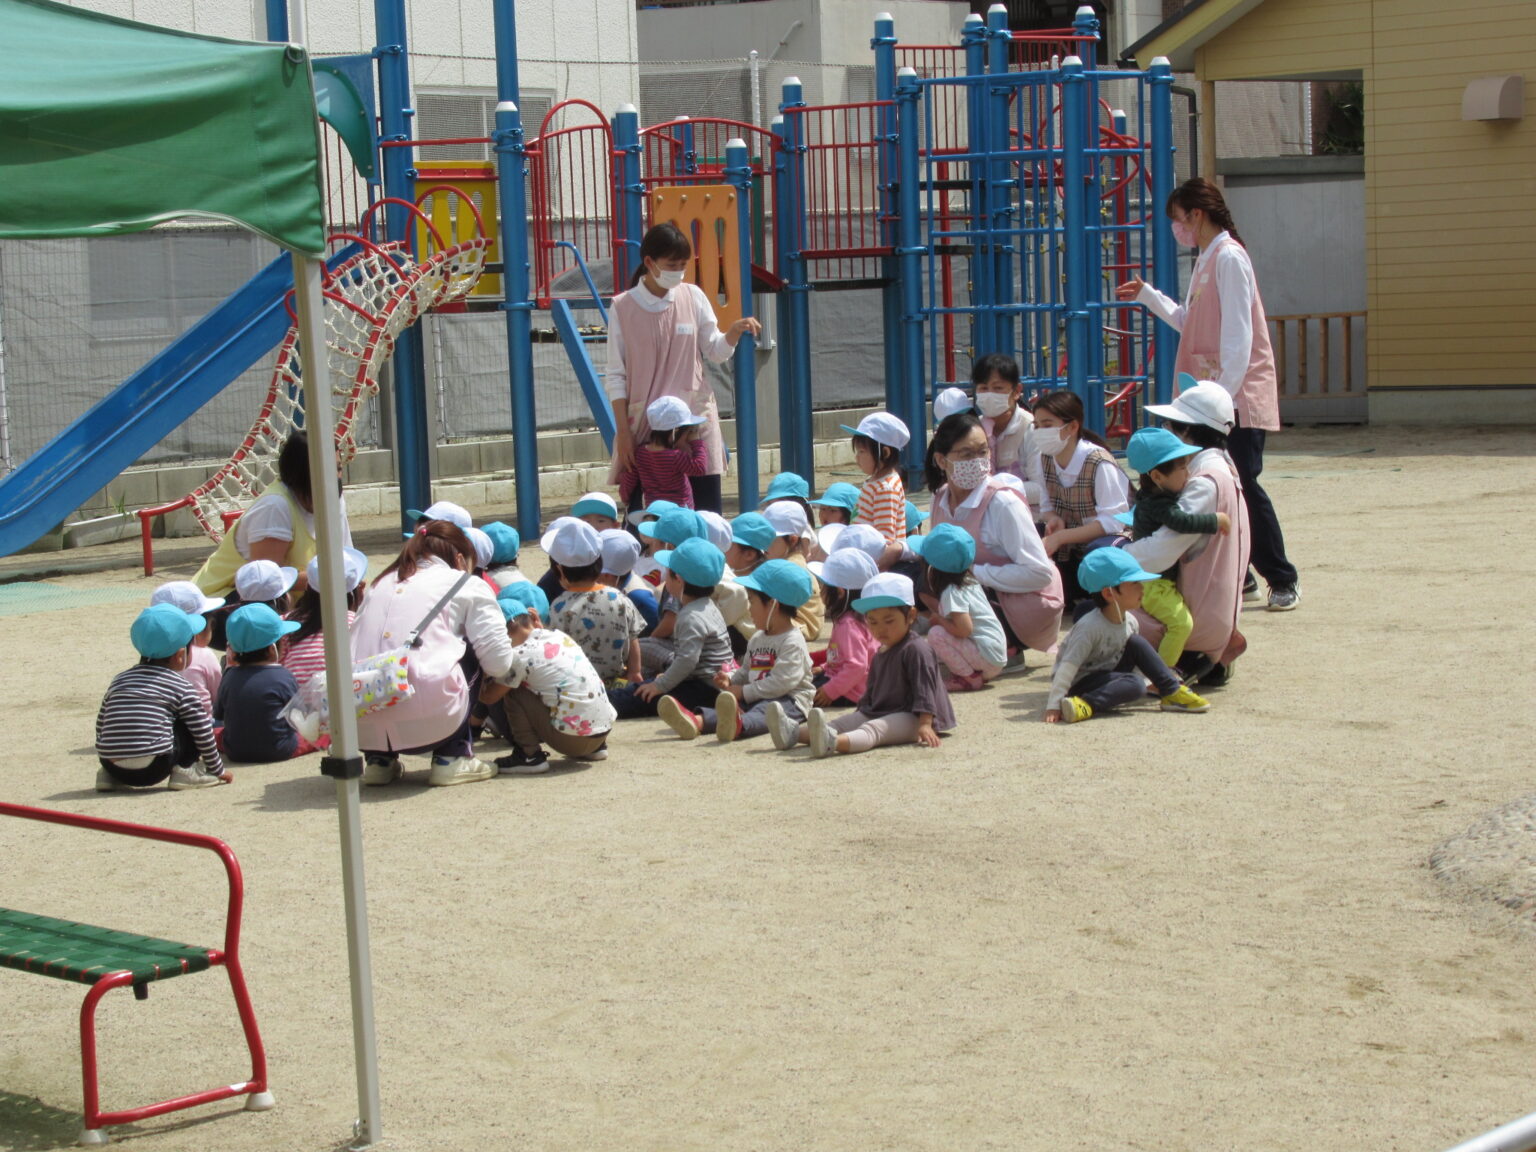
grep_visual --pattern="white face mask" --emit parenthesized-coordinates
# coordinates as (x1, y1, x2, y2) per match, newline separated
(1033, 426, 1068, 455)
(652, 267, 685, 290)
(974, 392, 1013, 420)
(948, 456, 992, 490)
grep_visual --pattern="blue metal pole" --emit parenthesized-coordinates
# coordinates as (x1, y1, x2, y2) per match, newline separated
(265, 0, 288, 41)
(725, 139, 759, 509)
(1073, 4, 1100, 69)
(1061, 55, 1100, 435)
(613, 104, 644, 294)
(895, 67, 926, 479)
(779, 78, 814, 482)
(961, 16, 993, 362)
(771, 113, 794, 486)
(986, 4, 1016, 366)
(493, 101, 541, 540)
(873, 13, 904, 428)
(1147, 56, 1177, 407)
(678, 118, 697, 176)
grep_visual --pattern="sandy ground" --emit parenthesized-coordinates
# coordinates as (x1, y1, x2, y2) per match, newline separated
(3, 424, 1536, 1152)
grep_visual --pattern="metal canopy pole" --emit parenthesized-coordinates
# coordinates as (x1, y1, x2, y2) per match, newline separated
(289, 0, 382, 1145)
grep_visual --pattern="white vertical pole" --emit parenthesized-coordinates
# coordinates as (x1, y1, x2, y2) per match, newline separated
(750, 48, 762, 127)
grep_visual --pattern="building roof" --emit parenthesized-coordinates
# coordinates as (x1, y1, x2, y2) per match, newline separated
(1120, 0, 1269, 71)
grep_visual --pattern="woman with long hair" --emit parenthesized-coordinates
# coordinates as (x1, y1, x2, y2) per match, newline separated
(1030, 389, 1132, 602)
(1116, 176, 1299, 612)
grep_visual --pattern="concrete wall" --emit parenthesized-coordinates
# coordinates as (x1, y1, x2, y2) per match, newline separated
(638, 0, 965, 66)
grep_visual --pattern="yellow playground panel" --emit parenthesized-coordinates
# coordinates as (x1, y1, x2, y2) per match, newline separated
(649, 185, 744, 330)
(415, 162, 501, 298)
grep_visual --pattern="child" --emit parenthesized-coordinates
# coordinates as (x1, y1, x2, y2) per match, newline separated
(464, 526, 499, 591)
(1122, 427, 1233, 667)
(909, 523, 1008, 692)
(217, 604, 314, 762)
(544, 517, 645, 685)
(637, 505, 708, 666)
(766, 573, 955, 758)
(807, 547, 880, 708)
(608, 538, 733, 719)
(481, 584, 617, 771)
(831, 523, 888, 569)
(841, 411, 911, 568)
(149, 580, 224, 713)
(762, 500, 825, 643)
(809, 482, 861, 528)
(760, 472, 815, 522)
(657, 559, 815, 744)
(404, 500, 473, 533)
(598, 527, 660, 633)
(482, 521, 532, 590)
(933, 386, 974, 422)
(95, 604, 229, 791)
(234, 558, 298, 615)
(281, 546, 369, 690)
(573, 490, 621, 532)
(1044, 548, 1210, 724)
(618, 395, 708, 512)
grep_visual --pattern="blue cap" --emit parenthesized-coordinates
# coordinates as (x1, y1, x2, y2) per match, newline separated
(481, 521, 521, 564)
(626, 498, 679, 528)
(1127, 427, 1198, 476)
(130, 603, 205, 660)
(730, 512, 776, 552)
(655, 537, 725, 588)
(639, 506, 706, 545)
(497, 581, 550, 621)
(759, 472, 810, 506)
(735, 558, 815, 608)
(809, 482, 861, 515)
(1077, 547, 1160, 593)
(226, 603, 301, 655)
(907, 522, 975, 574)
(905, 500, 929, 534)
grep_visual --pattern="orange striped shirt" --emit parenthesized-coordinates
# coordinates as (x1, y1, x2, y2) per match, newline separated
(856, 471, 907, 544)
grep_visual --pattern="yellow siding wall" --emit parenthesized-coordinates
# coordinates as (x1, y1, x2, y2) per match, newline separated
(1199, 0, 1536, 397)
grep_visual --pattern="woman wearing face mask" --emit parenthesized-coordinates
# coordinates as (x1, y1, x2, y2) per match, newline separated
(926, 412, 1063, 655)
(1115, 177, 1298, 612)
(970, 352, 1046, 518)
(605, 223, 762, 514)
(1031, 390, 1132, 602)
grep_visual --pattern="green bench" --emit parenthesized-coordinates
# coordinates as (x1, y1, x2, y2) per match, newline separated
(0, 801, 273, 1146)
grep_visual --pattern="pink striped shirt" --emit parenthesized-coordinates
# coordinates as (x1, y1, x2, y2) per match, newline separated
(619, 439, 708, 508)
(280, 611, 357, 689)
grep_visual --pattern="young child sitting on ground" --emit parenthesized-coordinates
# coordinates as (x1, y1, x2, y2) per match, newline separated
(1121, 426, 1233, 668)
(149, 580, 225, 713)
(479, 584, 616, 772)
(909, 523, 1008, 692)
(619, 395, 709, 512)
(810, 482, 862, 528)
(598, 528, 660, 633)
(759, 472, 816, 522)
(482, 521, 531, 591)
(657, 559, 815, 744)
(762, 500, 825, 643)
(766, 572, 955, 758)
(608, 538, 733, 719)
(235, 558, 299, 615)
(281, 547, 369, 690)
(96, 604, 230, 791)
(217, 604, 316, 762)
(544, 517, 645, 686)
(534, 491, 624, 604)
(1044, 547, 1210, 724)
(808, 547, 880, 708)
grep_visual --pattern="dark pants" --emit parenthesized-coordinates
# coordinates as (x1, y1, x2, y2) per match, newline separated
(1070, 634, 1181, 713)
(536, 567, 564, 607)
(608, 677, 719, 719)
(99, 718, 199, 786)
(811, 672, 859, 708)
(365, 653, 479, 762)
(689, 474, 723, 514)
(1227, 424, 1297, 588)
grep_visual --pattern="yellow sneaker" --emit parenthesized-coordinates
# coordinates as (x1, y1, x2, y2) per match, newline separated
(1059, 696, 1093, 723)
(1160, 685, 1210, 713)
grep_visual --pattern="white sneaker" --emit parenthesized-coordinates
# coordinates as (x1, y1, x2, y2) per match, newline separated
(808, 709, 835, 759)
(764, 701, 798, 750)
(362, 756, 401, 787)
(571, 744, 608, 762)
(168, 764, 229, 791)
(427, 755, 496, 787)
(95, 768, 121, 792)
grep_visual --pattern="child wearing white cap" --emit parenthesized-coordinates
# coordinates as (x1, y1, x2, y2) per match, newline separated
(597, 528, 661, 633)
(281, 547, 370, 690)
(762, 500, 825, 644)
(766, 572, 956, 758)
(617, 395, 710, 514)
(544, 518, 647, 685)
(807, 548, 880, 708)
(149, 580, 225, 713)
(841, 411, 911, 569)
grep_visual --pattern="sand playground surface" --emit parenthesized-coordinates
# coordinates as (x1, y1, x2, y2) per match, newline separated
(2, 423, 1535, 1152)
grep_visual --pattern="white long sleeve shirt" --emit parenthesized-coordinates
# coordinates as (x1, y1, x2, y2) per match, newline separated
(1036, 440, 1132, 536)
(1135, 231, 1255, 397)
(935, 476, 1058, 595)
(1122, 447, 1227, 573)
(603, 283, 736, 402)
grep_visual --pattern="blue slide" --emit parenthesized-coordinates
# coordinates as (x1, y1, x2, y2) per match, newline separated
(0, 244, 359, 559)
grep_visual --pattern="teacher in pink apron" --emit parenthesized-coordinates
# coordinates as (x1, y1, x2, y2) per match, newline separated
(605, 223, 761, 515)
(1116, 177, 1299, 613)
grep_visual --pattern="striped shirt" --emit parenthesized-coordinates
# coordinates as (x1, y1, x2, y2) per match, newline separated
(619, 439, 708, 508)
(96, 664, 223, 771)
(855, 470, 907, 545)
(280, 611, 357, 689)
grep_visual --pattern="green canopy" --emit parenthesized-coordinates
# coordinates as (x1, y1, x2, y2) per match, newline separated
(0, 0, 325, 254)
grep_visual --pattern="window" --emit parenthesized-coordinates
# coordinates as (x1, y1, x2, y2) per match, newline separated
(415, 89, 554, 161)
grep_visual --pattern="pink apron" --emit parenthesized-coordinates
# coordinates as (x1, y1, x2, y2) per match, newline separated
(1174, 234, 1281, 432)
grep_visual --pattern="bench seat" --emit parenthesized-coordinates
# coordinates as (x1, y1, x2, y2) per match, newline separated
(0, 908, 212, 987)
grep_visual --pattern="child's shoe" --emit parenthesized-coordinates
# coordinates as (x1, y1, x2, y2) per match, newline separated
(808, 708, 835, 758)
(1159, 685, 1211, 713)
(765, 701, 799, 750)
(572, 744, 608, 762)
(168, 763, 229, 790)
(95, 767, 120, 792)
(496, 747, 551, 774)
(427, 755, 497, 786)
(1058, 697, 1093, 724)
(362, 755, 401, 786)
(658, 696, 702, 740)
(715, 692, 740, 743)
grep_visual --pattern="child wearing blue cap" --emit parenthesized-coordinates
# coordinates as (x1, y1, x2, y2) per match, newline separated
(1044, 548, 1210, 723)
(609, 538, 734, 720)
(809, 481, 861, 527)
(482, 522, 532, 592)
(767, 573, 956, 758)
(95, 605, 230, 791)
(1123, 427, 1233, 667)
(657, 559, 815, 743)
(217, 604, 316, 762)
(910, 523, 1008, 692)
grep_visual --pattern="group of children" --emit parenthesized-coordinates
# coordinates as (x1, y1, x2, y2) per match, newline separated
(94, 379, 1237, 791)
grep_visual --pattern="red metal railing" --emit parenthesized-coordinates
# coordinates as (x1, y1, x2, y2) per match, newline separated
(783, 100, 895, 283)
(528, 100, 617, 305)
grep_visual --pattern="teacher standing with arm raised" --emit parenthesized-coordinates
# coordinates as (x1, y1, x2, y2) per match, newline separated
(1116, 177, 1300, 612)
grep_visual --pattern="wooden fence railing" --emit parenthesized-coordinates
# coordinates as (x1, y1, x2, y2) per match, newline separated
(1269, 310, 1367, 422)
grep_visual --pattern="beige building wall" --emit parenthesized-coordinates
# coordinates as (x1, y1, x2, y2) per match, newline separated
(1186, 0, 1536, 420)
